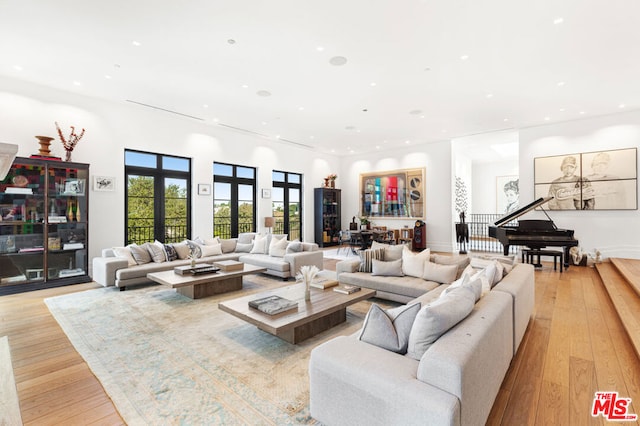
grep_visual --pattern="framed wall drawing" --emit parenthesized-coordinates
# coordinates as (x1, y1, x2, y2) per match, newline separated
(496, 175, 519, 214)
(93, 176, 115, 192)
(360, 168, 425, 218)
(197, 183, 211, 195)
(534, 148, 637, 210)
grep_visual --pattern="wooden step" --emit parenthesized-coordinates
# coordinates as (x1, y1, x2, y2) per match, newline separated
(596, 259, 640, 360)
(610, 257, 640, 297)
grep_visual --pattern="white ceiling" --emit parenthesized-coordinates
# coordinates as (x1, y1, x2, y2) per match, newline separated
(1, 0, 639, 156)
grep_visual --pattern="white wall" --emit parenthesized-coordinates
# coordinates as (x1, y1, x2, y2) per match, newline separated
(519, 111, 640, 259)
(472, 160, 519, 213)
(338, 141, 455, 252)
(0, 76, 340, 271)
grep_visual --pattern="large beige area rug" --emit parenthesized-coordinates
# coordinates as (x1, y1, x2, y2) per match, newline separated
(0, 336, 23, 426)
(45, 276, 384, 425)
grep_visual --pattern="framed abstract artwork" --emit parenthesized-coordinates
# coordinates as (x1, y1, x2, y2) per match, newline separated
(359, 168, 425, 218)
(534, 148, 637, 210)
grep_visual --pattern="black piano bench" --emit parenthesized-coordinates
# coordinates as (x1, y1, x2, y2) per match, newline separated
(523, 249, 564, 272)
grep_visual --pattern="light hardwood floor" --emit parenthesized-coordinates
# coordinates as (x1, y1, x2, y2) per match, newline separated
(1, 260, 638, 425)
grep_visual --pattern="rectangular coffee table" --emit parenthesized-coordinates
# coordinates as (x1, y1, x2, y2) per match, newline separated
(218, 283, 375, 344)
(147, 264, 267, 299)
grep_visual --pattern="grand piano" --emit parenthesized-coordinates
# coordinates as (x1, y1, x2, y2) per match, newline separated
(488, 196, 578, 267)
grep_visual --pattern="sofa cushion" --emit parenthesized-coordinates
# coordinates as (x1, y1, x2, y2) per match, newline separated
(199, 242, 222, 257)
(235, 242, 253, 253)
(238, 254, 290, 272)
(218, 238, 237, 253)
(186, 240, 202, 258)
(286, 240, 303, 253)
(237, 232, 257, 244)
(130, 243, 152, 264)
(172, 241, 191, 259)
(339, 272, 439, 300)
(358, 248, 385, 273)
(406, 285, 476, 360)
(269, 237, 289, 257)
(163, 244, 178, 262)
(371, 259, 404, 277)
(358, 303, 421, 354)
(422, 261, 457, 284)
(250, 234, 269, 254)
(112, 245, 137, 266)
(147, 240, 166, 263)
(371, 241, 404, 261)
(431, 254, 471, 279)
(442, 273, 483, 302)
(402, 246, 431, 278)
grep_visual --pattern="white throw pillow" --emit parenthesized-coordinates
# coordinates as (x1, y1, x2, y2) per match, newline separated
(463, 264, 493, 297)
(371, 241, 404, 261)
(130, 243, 152, 264)
(442, 273, 482, 302)
(112, 246, 137, 266)
(401, 246, 431, 278)
(199, 242, 222, 257)
(147, 240, 166, 263)
(422, 261, 458, 284)
(235, 242, 253, 253)
(269, 237, 289, 257)
(358, 303, 421, 354)
(202, 237, 220, 246)
(406, 285, 476, 360)
(250, 234, 269, 254)
(371, 259, 404, 277)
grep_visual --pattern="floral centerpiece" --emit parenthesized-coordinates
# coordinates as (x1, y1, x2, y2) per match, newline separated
(297, 265, 319, 301)
(55, 122, 85, 162)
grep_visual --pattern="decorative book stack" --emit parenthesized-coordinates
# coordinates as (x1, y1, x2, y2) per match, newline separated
(214, 260, 244, 272)
(333, 285, 361, 294)
(248, 295, 298, 315)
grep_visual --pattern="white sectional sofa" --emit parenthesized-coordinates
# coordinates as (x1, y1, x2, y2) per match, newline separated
(309, 247, 535, 426)
(92, 233, 323, 290)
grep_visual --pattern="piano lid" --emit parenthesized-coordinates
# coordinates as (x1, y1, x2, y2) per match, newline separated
(493, 196, 554, 227)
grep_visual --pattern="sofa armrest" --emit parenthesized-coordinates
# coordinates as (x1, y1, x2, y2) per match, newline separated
(283, 250, 324, 276)
(310, 335, 460, 426)
(336, 258, 361, 277)
(92, 256, 128, 287)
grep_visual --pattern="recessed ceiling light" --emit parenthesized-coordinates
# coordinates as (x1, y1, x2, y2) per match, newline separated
(331, 149, 335, 153)
(329, 56, 348, 66)
(213, 118, 219, 122)
(349, 149, 355, 154)
(405, 140, 411, 144)
(420, 115, 425, 119)
(316, 46, 324, 52)
(256, 90, 271, 97)
(309, 135, 315, 139)
(370, 82, 377, 87)
(544, 116, 551, 121)
(619, 104, 626, 108)
(486, 93, 494, 99)
(203, 104, 209, 108)
(241, 84, 249, 89)
(460, 55, 469, 60)
(579, 111, 586, 115)
(104, 74, 112, 79)
(132, 41, 141, 46)
(298, 106, 304, 111)
(73, 81, 81, 86)
(503, 118, 509, 122)
(375, 145, 380, 150)
(261, 121, 268, 125)
(557, 81, 565, 87)
(553, 17, 564, 24)
(13, 65, 22, 71)
(441, 129, 447, 133)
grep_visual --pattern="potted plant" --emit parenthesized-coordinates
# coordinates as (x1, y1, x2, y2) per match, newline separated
(360, 216, 371, 230)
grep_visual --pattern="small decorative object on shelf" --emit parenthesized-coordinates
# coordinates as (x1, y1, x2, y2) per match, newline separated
(324, 173, 337, 188)
(55, 122, 85, 162)
(297, 265, 319, 301)
(34, 136, 55, 157)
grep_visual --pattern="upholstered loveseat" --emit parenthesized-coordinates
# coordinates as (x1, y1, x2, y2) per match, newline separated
(92, 233, 323, 290)
(309, 245, 535, 426)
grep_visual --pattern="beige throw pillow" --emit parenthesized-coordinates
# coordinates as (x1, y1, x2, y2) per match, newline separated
(401, 246, 431, 278)
(250, 234, 269, 254)
(422, 261, 457, 284)
(269, 237, 289, 257)
(112, 246, 137, 266)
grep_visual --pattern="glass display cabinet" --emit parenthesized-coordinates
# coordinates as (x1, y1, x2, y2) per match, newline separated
(0, 157, 90, 295)
(314, 187, 341, 247)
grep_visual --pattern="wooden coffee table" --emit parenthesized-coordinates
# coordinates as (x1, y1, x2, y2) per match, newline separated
(147, 264, 266, 299)
(218, 283, 375, 344)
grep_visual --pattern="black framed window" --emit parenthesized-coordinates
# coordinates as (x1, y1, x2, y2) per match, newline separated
(213, 162, 256, 238)
(125, 150, 191, 244)
(272, 170, 302, 240)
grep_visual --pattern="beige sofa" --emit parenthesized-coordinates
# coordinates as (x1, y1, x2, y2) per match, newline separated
(92, 234, 323, 290)
(309, 262, 535, 426)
